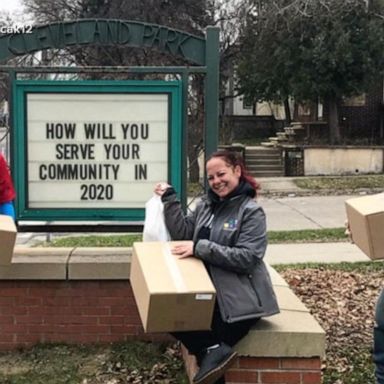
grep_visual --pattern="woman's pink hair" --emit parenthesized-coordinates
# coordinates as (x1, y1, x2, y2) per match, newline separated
(207, 150, 260, 195)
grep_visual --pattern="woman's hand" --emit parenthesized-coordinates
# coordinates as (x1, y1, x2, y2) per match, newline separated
(171, 241, 194, 258)
(154, 182, 171, 196)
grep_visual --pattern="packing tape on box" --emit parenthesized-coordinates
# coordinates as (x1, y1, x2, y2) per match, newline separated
(163, 243, 187, 292)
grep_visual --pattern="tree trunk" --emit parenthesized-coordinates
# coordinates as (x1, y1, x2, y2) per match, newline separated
(283, 98, 292, 125)
(328, 94, 341, 145)
(187, 106, 204, 183)
(187, 140, 201, 183)
(187, 75, 205, 183)
(219, 115, 233, 145)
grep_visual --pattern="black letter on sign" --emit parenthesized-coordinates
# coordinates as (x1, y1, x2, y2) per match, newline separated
(134, 164, 147, 180)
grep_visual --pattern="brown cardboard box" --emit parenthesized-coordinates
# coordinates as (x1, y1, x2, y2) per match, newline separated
(130, 241, 216, 333)
(0, 214, 17, 265)
(345, 193, 384, 260)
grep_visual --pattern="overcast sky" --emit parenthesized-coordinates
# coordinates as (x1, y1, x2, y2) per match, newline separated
(0, 0, 23, 13)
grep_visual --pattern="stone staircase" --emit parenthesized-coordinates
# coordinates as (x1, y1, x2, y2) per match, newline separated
(260, 122, 306, 148)
(245, 146, 284, 177)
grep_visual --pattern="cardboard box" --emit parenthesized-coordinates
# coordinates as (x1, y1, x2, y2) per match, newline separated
(0, 214, 17, 265)
(345, 193, 384, 260)
(130, 241, 216, 333)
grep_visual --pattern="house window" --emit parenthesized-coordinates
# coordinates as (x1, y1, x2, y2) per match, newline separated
(242, 98, 253, 109)
(342, 94, 366, 106)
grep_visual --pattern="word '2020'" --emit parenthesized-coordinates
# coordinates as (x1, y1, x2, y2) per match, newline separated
(80, 184, 113, 200)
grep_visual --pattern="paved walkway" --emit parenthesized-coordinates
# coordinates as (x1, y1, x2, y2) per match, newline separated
(258, 177, 305, 195)
(265, 242, 370, 265)
(258, 182, 372, 263)
(259, 194, 352, 231)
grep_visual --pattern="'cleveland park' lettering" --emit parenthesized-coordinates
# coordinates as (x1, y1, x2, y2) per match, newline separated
(1, 20, 201, 64)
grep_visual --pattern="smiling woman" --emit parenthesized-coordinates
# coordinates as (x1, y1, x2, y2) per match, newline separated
(154, 150, 279, 384)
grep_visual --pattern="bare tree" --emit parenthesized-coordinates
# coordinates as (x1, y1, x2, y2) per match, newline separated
(18, 0, 248, 182)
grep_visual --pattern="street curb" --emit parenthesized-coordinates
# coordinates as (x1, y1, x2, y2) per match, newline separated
(259, 187, 383, 198)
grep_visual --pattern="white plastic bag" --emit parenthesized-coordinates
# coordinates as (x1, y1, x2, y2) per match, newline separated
(143, 194, 171, 242)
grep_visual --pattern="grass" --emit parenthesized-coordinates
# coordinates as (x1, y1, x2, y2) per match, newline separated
(0, 342, 188, 384)
(0, 344, 94, 384)
(37, 234, 143, 247)
(267, 227, 346, 243)
(36, 227, 348, 247)
(293, 175, 384, 190)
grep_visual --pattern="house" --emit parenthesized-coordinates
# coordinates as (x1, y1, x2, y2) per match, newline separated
(222, 79, 384, 146)
(221, 79, 384, 176)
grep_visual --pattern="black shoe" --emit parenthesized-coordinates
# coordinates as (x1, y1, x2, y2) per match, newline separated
(193, 343, 237, 384)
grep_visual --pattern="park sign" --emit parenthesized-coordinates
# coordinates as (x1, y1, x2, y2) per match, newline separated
(12, 80, 182, 221)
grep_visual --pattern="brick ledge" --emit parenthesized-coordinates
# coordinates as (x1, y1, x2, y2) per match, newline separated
(1, 246, 326, 359)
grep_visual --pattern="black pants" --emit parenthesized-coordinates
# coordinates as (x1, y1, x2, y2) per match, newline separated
(171, 302, 257, 356)
(172, 303, 257, 383)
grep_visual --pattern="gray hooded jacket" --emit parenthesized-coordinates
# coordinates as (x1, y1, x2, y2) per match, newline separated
(162, 182, 279, 323)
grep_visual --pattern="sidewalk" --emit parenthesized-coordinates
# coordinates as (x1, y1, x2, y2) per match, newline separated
(258, 177, 305, 196)
(257, 180, 371, 264)
(265, 242, 370, 265)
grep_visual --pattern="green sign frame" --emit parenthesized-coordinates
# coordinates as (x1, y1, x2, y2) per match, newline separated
(12, 79, 182, 221)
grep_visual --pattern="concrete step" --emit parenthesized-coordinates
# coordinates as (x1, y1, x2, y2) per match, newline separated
(246, 147, 281, 152)
(250, 170, 285, 177)
(260, 142, 279, 147)
(248, 164, 284, 170)
(245, 145, 284, 177)
(246, 159, 283, 166)
(246, 150, 282, 156)
(247, 150, 281, 154)
(248, 168, 284, 176)
(269, 138, 287, 143)
(246, 153, 282, 159)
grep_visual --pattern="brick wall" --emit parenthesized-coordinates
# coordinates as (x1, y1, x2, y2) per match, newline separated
(182, 347, 322, 384)
(0, 279, 323, 384)
(0, 280, 170, 350)
(227, 357, 322, 384)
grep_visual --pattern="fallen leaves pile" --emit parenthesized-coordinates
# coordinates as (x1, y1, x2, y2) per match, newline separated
(280, 267, 383, 379)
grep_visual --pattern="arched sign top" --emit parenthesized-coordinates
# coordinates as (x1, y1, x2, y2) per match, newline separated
(0, 19, 207, 65)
